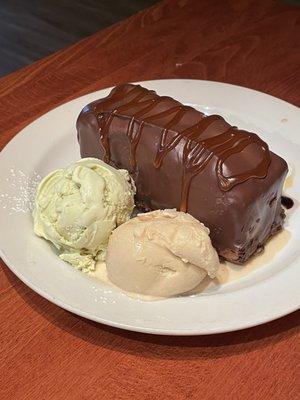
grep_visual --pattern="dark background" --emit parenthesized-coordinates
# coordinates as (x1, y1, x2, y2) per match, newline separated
(1, 0, 299, 78)
(0, 0, 158, 77)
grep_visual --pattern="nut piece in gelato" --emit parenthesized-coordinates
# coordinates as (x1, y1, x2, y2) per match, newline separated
(33, 158, 135, 272)
(106, 209, 219, 297)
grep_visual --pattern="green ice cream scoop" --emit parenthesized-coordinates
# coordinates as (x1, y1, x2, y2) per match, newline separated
(33, 158, 135, 272)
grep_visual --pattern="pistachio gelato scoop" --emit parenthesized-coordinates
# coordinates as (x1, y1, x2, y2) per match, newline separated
(33, 158, 135, 272)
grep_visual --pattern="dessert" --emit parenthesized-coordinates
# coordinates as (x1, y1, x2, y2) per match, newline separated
(106, 209, 219, 296)
(77, 84, 288, 263)
(33, 158, 135, 271)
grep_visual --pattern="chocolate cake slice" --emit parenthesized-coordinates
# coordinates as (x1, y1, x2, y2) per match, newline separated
(77, 84, 288, 263)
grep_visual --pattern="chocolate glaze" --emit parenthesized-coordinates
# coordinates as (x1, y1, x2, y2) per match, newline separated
(93, 85, 271, 212)
(77, 84, 288, 263)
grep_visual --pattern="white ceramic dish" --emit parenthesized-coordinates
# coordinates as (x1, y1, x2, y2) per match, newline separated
(0, 79, 299, 335)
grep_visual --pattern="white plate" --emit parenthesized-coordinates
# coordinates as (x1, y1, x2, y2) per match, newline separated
(0, 79, 299, 335)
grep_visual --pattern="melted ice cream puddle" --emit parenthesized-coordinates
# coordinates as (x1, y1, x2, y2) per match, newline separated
(217, 229, 291, 284)
(90, 229, 291, 300)
(284, 163, 295, 191)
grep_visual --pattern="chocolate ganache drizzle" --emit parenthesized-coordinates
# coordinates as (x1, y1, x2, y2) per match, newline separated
(95, 85, 271, 212)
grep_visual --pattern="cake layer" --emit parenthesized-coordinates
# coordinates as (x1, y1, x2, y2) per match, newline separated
(77, 84, 288, 263)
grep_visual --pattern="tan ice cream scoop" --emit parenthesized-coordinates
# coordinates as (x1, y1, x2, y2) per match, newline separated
(106, 209, 219, 297)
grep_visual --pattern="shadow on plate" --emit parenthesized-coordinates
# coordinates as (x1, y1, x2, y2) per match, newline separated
(3, 265, 299, 361)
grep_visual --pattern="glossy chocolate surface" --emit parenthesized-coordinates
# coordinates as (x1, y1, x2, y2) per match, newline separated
(77, 84, 288, 263)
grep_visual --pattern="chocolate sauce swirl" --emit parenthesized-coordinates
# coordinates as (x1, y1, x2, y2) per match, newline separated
(95, 85, 271, 212)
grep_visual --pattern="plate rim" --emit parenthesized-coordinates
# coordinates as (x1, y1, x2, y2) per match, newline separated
(1, 249, 299, 336)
